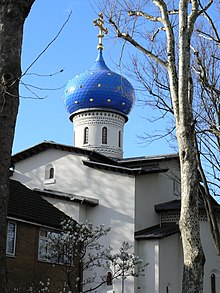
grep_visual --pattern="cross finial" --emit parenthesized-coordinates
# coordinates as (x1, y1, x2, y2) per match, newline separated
(93, 12, 108, 50)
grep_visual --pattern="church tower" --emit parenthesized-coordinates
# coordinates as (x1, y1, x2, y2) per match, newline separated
(63, 13, 135, 159)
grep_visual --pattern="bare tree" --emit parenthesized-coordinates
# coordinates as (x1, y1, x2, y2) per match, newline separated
(96, 0, 218, 292)
(0, 1, 35, 292)
(47, 220, 146, 293)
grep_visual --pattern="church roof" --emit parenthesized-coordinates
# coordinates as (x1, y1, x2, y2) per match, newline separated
(119, 153, 179, 168)
(83, 160, 168, 175)
(34, 188, 99, 207)
(12, 141, 169, 176)
(135, 223, 179, 240)
(11, 141, 116, 166)
(63, 50, 135, 120)
(8, 179, 68, 229)
(155, 198, 220, 212)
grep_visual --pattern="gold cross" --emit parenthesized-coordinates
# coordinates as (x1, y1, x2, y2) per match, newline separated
(93, 13, 108, 50)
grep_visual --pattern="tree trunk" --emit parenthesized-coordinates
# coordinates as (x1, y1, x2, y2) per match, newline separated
(178, 1, 205, 292)
(0, 1, 35, 292)
(177, 127, 205, 292)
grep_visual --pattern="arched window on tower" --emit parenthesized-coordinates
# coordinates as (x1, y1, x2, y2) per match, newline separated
(118, 130, 122, 148)
(45, 164, 55, 184)
(102, 127, 107, 144)
(211, 273, 216, 293)
(84, 127, 89, 144)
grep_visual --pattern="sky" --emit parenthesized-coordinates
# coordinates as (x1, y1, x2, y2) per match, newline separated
(13, 0, 176, 158)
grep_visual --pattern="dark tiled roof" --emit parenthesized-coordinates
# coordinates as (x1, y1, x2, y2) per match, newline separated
(8, 179, 68, 228)
(34, 188, 99, 207)
(155, 200, 181, 212)
(11, 141, 116, 166)
(83, 160, 168, 175)
(155, 198, 220, 212)
(119, 153, 179, 168)
(11, 141, 169, 176)
(135, 223, 179, 240)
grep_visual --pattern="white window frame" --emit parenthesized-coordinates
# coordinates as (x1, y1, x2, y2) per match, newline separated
(118, 130, 122, 148)
(6, 221, 17, 256)
(84, 127, 89, 145)
(44, 163, 56, 184)
(38, 228, 50, 261)
(102, 126, 108, 145)
(38, 228, 60, 263)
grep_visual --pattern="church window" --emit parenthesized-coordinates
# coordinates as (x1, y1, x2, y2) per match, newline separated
(211, 273, 216, 293)
(84, 127, 89, 144)
(6, 221, 16, 256)
(106, 272, 112, 285)
(102, 127, 108, 144)
(45, 164, 56, 184)
(118, 130, 122, 148)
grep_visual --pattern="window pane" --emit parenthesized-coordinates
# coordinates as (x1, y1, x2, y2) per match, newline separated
(7, 222, 16, 255)
(102, 127, 107, 144)
(38, 238, 48, 260)
(84, 127, 89, 144)
(38, 229, 60, 263)
(118, 130, 121, 148)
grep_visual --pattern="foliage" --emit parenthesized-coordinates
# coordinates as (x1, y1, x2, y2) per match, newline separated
(46, 219, 146, 293)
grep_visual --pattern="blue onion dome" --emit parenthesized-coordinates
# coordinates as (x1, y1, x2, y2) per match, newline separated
(64, 50, 135, 120)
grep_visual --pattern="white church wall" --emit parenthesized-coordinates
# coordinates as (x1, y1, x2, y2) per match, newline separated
(13, 149, 135, 232)
(73, 111, 125, 158)
(200, 220, 220, 293)
(42, 196, 82, 221)
(12, 148, 136, 293)
(135, 158, 181, 231)
(135, 239, 160, 293)
(159, 234, 182, 293)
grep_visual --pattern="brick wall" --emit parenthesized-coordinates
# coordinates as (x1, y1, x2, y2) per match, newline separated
(7, 221, 78, 292)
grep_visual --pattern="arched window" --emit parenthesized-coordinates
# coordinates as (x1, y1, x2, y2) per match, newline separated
(45, 164, 55, 184)
(102, 127, 107, 144)
(118, 130, 122, 148)
(211, 273, 216, 293)
(84, 127, 89, 144)
(49, 167, 54, 179)
(106, 272, 112, 286)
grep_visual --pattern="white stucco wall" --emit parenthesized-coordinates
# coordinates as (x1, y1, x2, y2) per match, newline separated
(12, 148, 135, 293)
(135, 239, 160, 293)
(200, 220, 220, 292)
(159, 234, 182, 293)
(73, 110, 125, 158)
(135, 159, 180, 231)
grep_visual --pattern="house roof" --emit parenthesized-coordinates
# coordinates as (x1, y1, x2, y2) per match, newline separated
(135, 223, 179, 240)
(8, 179, 68, 229)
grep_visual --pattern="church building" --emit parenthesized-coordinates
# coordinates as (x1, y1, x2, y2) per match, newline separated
(10, 13, 220, 293)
